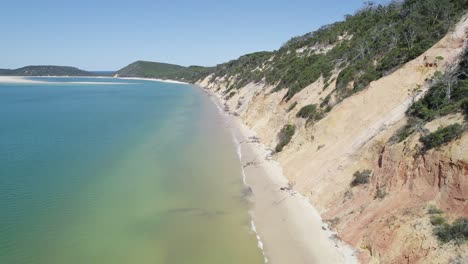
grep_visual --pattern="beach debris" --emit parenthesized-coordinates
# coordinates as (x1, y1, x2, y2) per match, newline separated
(248, 136, 260, 143)
(243, 160, 259, 168)
(280, 181, 296, 192)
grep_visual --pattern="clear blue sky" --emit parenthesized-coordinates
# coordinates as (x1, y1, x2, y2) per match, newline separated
(1, 0, 388, 70)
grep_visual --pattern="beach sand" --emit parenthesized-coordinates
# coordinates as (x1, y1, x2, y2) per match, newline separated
(116, 77, 189, 84)
(0, 76, 46, 83)
(207, 91, 359, 264)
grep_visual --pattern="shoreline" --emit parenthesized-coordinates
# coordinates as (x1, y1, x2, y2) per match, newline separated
(0, 76, 48, 84)
(115, 76, 189, 84)
(0, 76, 181, 85)
(204, 87, 359, 264)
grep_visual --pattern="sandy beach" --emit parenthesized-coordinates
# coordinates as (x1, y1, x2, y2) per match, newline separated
(116, 76, 189, 84)
(0, 76, 47, 84)
(206, 90, 359, 264)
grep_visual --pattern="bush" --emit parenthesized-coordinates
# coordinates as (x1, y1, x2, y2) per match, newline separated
(287, 102, 298, 112)
(320, 94, 331, 108)
(463, 99, 468, 120)
(275, 125, 295, 152)
(428, 205, 444, 215)
(420, 124, 465, 151)
(431, 215, 446, 225)
(296, 104, 324, 122)
(206, 0, 466, 103)
(297, 104, 318, 118)
(351, 169, 372, 187)
(433, 218, 468, 244)
(374, 187, 387, 200)
(225, 91, 236, 100)
(390, 123, 414, 144)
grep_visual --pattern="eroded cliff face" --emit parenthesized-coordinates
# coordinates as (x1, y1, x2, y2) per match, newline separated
(196, 15, 468, 263)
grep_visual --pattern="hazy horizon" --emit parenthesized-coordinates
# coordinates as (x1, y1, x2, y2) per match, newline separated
(2, 0, 388, 71)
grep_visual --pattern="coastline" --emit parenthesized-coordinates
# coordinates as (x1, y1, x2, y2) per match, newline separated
(1, 74, 359, 262)
(204, 87, 359, 264)
(0, 76, 188, 85)
(116, 76, 189, 84)
(0, 76, 153, 85)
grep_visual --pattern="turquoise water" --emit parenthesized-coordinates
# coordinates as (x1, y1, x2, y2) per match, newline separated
(0, 78, 264, 264)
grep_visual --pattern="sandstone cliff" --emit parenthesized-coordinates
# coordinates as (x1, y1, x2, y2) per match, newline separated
(196, 14, 468, 264)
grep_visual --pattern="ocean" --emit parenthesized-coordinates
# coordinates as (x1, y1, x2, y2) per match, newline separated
(0, 77, 264, 264)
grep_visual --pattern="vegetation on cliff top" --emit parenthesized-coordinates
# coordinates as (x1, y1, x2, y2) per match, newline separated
(391, 46, 467, 145)
(420, 123, 465, 151)
(207, 0, 466, 102)
(408, 48, 468, 122)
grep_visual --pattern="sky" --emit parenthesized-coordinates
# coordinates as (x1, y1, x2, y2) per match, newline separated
(0, 0, 388, 71)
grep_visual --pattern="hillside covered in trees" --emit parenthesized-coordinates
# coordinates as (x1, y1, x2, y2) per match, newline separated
(116, 60, 212, 82)
(206, 0, 467, 102)
(0, 66, 92, 76)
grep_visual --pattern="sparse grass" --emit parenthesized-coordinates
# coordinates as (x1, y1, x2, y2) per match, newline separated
(374, 187, 387, 200)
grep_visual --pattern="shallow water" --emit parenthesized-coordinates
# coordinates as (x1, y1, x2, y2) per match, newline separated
(0, 77, 264, 264)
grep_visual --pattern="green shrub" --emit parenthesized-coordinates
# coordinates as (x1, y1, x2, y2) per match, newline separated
(296, 104, 324, 122)
(390, 124, 415, 143)
(320, 94, 331, 108)
(463, 99, 468, 120)
(275, 125, 295, 152)
(389, 118, 424, 143)
(225, 91, 236, 100)
(296, 104, 318, 118)
(428, 205, 444, 215)
(350, 169, 372, 187)
(430, 215, 446, 225)
(408, 48, 468, 122)
(287, 102, 298, 112)
(433, 218, 468, 244)
(374, 187, 387, 200)
(420, 124, 465, 151)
